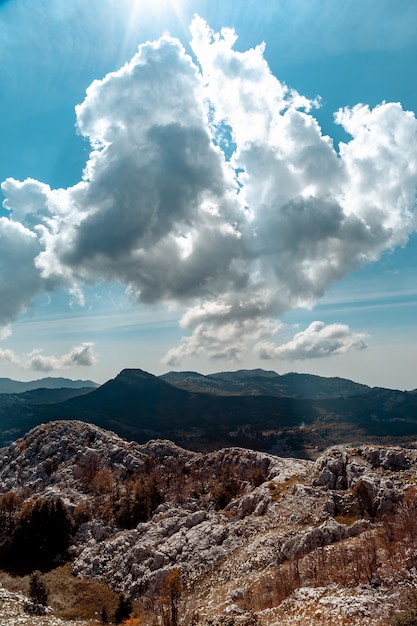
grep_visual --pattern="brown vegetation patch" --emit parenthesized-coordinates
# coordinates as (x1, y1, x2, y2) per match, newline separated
(0, 564, 121, 622)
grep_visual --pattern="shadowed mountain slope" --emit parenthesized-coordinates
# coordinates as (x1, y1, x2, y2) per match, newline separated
(1, 368, 417, 455)
(59, 368, 313, 445)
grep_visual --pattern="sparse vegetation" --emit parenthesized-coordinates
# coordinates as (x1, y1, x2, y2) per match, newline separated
(0, 562, 121, 621)
(390, 589, 417, 625)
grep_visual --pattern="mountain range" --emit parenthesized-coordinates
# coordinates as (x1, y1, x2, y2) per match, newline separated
(0, 376, 98, 394)
(160, 368, 371, 397)
(1, 368, 417, 455)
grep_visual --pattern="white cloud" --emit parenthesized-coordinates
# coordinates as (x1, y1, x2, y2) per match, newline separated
(1, 17, 417, 365)
(164, 298, 279, 365)
(0, 216, 46, 325)
(257, 321, 368, 360)
(0, 342, 96, 372)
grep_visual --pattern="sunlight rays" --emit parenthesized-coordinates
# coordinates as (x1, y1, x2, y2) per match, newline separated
(120, 0, 189, 59)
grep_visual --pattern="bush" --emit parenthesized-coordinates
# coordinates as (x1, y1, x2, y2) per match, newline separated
(29, 570, 48, 606)
(390, 589, 417, 625)
(212, 478, 240, 510)
(115, 477, 162, 529)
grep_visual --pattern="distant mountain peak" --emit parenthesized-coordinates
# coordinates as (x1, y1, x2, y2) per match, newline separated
(117, 368, 158, 379)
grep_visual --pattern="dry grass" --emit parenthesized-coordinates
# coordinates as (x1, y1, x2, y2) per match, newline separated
(268, 474, 300, 500)
(0, 563, 122, 622)
(334, 513, 361, 526)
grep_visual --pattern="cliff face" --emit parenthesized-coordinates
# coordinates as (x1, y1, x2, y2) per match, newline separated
(0, 420, 416, 624)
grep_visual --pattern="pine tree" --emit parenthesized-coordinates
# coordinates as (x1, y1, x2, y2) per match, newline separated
(10, 497, 72, 568)
(114, 594, 133, 624)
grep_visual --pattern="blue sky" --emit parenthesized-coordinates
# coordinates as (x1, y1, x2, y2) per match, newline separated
(1, 0, 417, 389)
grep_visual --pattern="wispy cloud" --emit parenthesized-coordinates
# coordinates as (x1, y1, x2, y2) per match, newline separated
(252, 0, 417, 62)
(1, 17, 417, 365)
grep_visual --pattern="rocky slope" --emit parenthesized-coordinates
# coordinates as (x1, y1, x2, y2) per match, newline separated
(0, 421, 417, 624)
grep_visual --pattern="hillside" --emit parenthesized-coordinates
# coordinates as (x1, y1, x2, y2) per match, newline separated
(59, 368, 313, 448)
(1, 368, 417, 454)
(0, 420, 417, 624)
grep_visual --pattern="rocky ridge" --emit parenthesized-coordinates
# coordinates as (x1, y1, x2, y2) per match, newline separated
(0, 420, 417, 624)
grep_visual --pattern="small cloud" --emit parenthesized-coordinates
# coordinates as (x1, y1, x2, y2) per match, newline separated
(0, 342, 96, 372)
(0, 325, 12, 340)
(256, 321, 368, 360)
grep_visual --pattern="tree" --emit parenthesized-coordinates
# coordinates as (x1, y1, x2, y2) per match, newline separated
(114, 594, 133, 624)
(10, 497, 72, 568)
(159, 568, 182, 626)
(115, 477, 162, 529)
(0, 491, 23, 536)
(29, 571, 48, 606)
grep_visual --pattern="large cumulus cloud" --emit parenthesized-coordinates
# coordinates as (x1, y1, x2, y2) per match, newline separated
(2, 17, 417, 365)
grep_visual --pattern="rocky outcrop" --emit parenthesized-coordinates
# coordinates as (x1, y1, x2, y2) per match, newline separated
(278, 518, 371, 563)
(1, 421, 417, 624)
(312, 445, 412, 516)
(0, 421, 310, 589)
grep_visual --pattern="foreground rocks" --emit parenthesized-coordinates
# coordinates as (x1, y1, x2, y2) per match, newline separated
(1, 420, 417, 624)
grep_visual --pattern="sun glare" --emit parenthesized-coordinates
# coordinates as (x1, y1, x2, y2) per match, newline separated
(123, 0, 188, 40)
